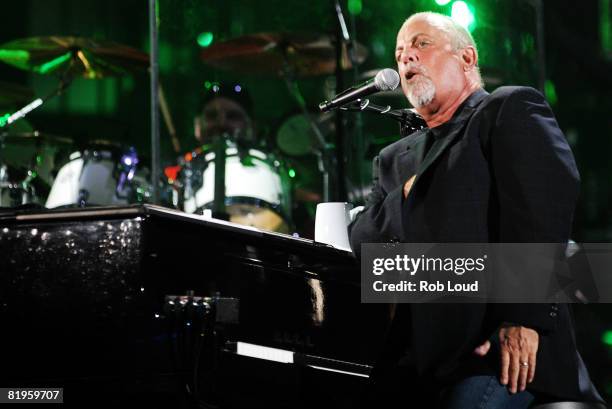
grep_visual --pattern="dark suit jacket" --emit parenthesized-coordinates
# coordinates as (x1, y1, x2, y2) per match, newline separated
(349, 86, 603, 402)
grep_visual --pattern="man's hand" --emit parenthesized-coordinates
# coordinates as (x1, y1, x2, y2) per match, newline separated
(403, 175, 417, 199)
(473, 325, 539, 393)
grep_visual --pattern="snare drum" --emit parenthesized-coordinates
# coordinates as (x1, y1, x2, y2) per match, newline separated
(182, 146, 292, 233)
(45, 145, 151, 208)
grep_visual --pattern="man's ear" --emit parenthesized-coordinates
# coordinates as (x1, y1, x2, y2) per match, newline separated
(461, 46, 478, 71)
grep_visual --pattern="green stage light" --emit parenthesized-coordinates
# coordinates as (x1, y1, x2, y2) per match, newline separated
(435, 0, 452, 5)
(348, 0, 362, 15)
(600, 0, 611, 54)
(451, 1, 476, 32)
(197, 32, 214, 48)
(288, 169, 296, 178)
(602, 330, 612, 346)
(0, 113, 10, 127)
(0, 49, 29, 63)
(204, 81, 212, 90)
(544, 80, 558, 106)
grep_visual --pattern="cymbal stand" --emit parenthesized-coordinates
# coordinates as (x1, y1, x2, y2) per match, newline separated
(211, 133, 227, 217)
(281, 63, 334, 203)
(0, 55, 76, 131)
(335, 0, 366, 202)
(0, 55, 76, 207)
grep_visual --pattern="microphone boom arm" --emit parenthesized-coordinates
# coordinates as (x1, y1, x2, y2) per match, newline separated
(339, 98, 427, 131)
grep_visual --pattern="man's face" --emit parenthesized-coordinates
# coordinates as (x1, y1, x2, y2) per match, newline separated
(395, 17, 467, 109)
(195, 97, 251, 142)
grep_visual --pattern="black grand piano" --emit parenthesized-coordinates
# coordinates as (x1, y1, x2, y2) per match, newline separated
(0, 205, 390, 407)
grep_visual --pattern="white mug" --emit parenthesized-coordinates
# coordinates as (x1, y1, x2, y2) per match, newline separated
(315, 202, 354, 252)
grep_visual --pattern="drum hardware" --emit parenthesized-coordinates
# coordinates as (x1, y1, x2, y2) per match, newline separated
(181, 157, 196, 211)
(331, 0, 360, 203)
(163, 145, 216, 211)
(1, 131, 73, 146)
(0, 130, 62, 207)
(199, 32, 368, 203)
(160, 170, 181, 210)
(157, 84, 182, 154)
(275, 111, 336, 158)
(45, 145, 152, 208)
(281, 65, 335, 203)
(0, 67, 73, 130)
(0, 36, 180, 202)
(0, 163, 27, 207)
(212, 134, 228, 217)
(115, 147, 144, 202)
(0, 162, 47, 208)
(199, 32, 367, 78)
(0, 36, 149, 130)
(77, 189, 89, 207)
(0, 36, 149, 79)
(0, 132, 74, 186)
(178, 136, 292, 233)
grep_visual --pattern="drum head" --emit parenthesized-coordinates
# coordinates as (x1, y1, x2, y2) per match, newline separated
(183, 146, 292, 233)
(275, 112, 334, 156)
(224, 201, 290, 234)
(45, 144, 150, 208)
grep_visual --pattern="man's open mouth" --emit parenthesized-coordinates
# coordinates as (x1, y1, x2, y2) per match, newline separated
(405, 71, 420, 81)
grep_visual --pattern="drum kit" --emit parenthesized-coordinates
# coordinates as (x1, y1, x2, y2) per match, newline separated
(0, 32, 375, 233)
(0, 36, 152, 211)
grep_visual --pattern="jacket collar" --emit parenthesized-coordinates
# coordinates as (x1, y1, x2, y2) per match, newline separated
(413, 88, 488, 183)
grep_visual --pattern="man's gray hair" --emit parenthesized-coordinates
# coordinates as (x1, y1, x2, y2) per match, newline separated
(406, 11, 483, 86)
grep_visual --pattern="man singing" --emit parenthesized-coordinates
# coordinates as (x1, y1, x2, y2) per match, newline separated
(349, 12, 605, 408)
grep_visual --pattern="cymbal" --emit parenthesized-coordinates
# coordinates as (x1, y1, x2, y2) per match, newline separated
(0, 36, 149, 79)
(84, 138, 124, 150)
(200, 32, 368, 77)
(0, 81, 34, 107)
(1, 131, 73, 146)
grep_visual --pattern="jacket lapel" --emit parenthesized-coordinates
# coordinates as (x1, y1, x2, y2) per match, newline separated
(411, 129, 430, 166)
(397, 129, 428, 165)
(412, 90, 488, 187)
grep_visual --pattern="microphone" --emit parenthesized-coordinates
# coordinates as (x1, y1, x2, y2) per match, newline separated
(318, 69, 400, 112)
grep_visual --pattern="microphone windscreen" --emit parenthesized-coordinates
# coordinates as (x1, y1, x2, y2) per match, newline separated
(374, 69, 400, 91)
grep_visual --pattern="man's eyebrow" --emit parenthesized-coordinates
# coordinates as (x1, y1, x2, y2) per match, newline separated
(396, 32, 430, 48)
(410, 32, 431, 42)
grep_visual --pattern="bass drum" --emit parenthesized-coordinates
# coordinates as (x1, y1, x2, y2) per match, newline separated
(45, 143, 151, 208)
(182, 146, 292, 233)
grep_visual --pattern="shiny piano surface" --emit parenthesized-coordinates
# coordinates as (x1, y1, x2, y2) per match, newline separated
(0, 205, 389, 406)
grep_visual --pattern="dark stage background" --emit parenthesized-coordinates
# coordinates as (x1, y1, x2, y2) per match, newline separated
(0, 0, 610, 402)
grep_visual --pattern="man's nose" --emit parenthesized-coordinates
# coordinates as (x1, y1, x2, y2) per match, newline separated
(399, 49, 419, 65)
